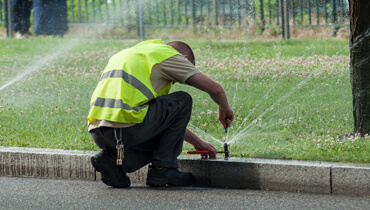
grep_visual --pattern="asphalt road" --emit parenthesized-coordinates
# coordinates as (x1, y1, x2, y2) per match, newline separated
(0, 177, 368, 210)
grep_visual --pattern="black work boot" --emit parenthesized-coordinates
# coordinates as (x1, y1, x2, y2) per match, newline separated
(146, 165, 195, 187)
(91, 150, 130, 188)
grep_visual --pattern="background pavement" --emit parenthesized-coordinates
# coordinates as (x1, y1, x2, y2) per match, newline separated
(0, 146, 369, 196)
(1, 176, 369, 210)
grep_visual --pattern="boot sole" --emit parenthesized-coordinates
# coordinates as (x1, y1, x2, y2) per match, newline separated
(91, 156, 113, 187)
(146, 176, 195, 187)
(91, 156, 130, 188)
(146, 182, 166, 187)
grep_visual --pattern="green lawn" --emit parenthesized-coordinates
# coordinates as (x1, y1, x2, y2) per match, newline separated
(0, 37, 368, 163)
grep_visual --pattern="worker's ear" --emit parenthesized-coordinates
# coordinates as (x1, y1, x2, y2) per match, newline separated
(183, 54, 195, 65)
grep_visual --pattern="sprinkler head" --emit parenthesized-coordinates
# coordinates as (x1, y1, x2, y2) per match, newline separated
(223, 143, 229, 158)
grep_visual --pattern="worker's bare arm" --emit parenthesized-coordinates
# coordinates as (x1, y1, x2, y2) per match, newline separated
(186, 73, 234, 128)
(184, 128, 217, 157)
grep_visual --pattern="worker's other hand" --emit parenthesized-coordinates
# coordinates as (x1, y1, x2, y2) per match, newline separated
(218, 106, 234, 129)
(193, 140, 217, 158)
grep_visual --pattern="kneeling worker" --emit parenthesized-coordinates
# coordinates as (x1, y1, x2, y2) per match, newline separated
(88, 39, 234, 188)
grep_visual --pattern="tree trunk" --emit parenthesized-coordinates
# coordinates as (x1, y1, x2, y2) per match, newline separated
(350, 0, 370, 135)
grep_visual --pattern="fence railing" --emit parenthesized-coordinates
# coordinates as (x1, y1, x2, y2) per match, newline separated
(1, 0, 349, 39)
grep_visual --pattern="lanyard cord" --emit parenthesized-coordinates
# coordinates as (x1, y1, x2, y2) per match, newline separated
(114, 128, 123, 145)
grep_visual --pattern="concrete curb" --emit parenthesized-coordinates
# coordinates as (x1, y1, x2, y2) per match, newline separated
(0, 147, 369, 196)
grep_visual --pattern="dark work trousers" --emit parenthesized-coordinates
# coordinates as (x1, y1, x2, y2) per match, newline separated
(33, 0, 68, 36)
(90, 91, 193, 173)
(12, 0, 33, 34)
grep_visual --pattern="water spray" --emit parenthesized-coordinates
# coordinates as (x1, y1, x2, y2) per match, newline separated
(187, 127, 230, 159)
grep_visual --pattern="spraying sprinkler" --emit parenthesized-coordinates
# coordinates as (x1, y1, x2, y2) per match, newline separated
(187, 127, 230, 159)
(223, 127, 229, 158)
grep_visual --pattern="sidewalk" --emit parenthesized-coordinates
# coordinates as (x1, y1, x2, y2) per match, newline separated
(0, 146, 369, 196)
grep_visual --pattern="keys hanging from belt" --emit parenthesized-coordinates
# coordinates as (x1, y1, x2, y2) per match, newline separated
(115, 128, 123, 166)
(116, 142, 123, 165)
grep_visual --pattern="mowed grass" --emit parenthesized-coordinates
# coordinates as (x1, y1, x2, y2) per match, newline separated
(0, 37, 368, 163)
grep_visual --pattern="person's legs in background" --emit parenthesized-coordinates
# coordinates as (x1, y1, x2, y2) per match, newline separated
(33, 0, 68, 36)
(12, 0, 33, 38)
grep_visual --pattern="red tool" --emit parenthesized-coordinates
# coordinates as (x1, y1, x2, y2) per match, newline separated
(187, 150, 212, 154)
(187, 150, 228, 155)
(187, 127, 230, 158)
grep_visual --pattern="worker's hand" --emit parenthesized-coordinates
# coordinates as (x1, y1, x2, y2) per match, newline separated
(218, 106, 234, 129)
(193, 140, 217, 159)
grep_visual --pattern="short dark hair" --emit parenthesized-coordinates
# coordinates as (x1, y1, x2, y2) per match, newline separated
(167, 41, 195, 65)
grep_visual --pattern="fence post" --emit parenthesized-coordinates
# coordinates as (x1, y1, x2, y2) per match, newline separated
(170, 0, 174, 26)
(177, 0, 181, 25)
(268, 0, 272, 24)
(192, 0, 196, 29)
(332, 0, 337, 24)
(280, 0, 284, 38)
(340, 0, 344, 23)
(84, 0, 88, 23)
(284, 0, 289, 38)
(237, 0, 241, 26)
(127, 0, 132, 31)
(155, 0, 159, 25)
(98, 0, 102, 21)
(104, 0, 108, 23)
(70, 0, 74, 23)
(148, 0, 153, 25)
(299, 0, 302, 24)
(259, 0, 265, 31)
(222, 0, 225, 26)
(281, 0, 289, 39)
(207, 0, 211, 26)
(185, 0, 189, 25)
(92, 0, 96, 24)
(200, 0, 204, 25)
(6, 0, 13, 37)
(291, 0, 295, 25)
(324, 0, 328, 24)
(339, 0, 344, 23)
(316, 0, 319, 25)
(275, 0, 279, 25)
(162, 0, 167, 25)
(0, 0, 3, 22)
(111, 0, 116, 24)
(78, 0, 81, 23)
(252, 0, 256, 20)
(308, 0, 311, 25)
(136, 0, 144, 40)
(215, 0, 218, 26)
(229, 0, 233, 24)
(332, 0, 338, 36)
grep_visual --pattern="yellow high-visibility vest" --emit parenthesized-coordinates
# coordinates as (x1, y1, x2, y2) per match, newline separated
(88, 39, 179, 124)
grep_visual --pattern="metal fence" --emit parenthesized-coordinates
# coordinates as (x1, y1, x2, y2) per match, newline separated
(1, 0, 349, 38)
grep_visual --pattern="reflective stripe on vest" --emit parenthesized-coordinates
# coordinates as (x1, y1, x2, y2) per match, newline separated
(100, 70, 155, 101)
(92, 97, 148, 111)
(90, 69, 153, 111)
